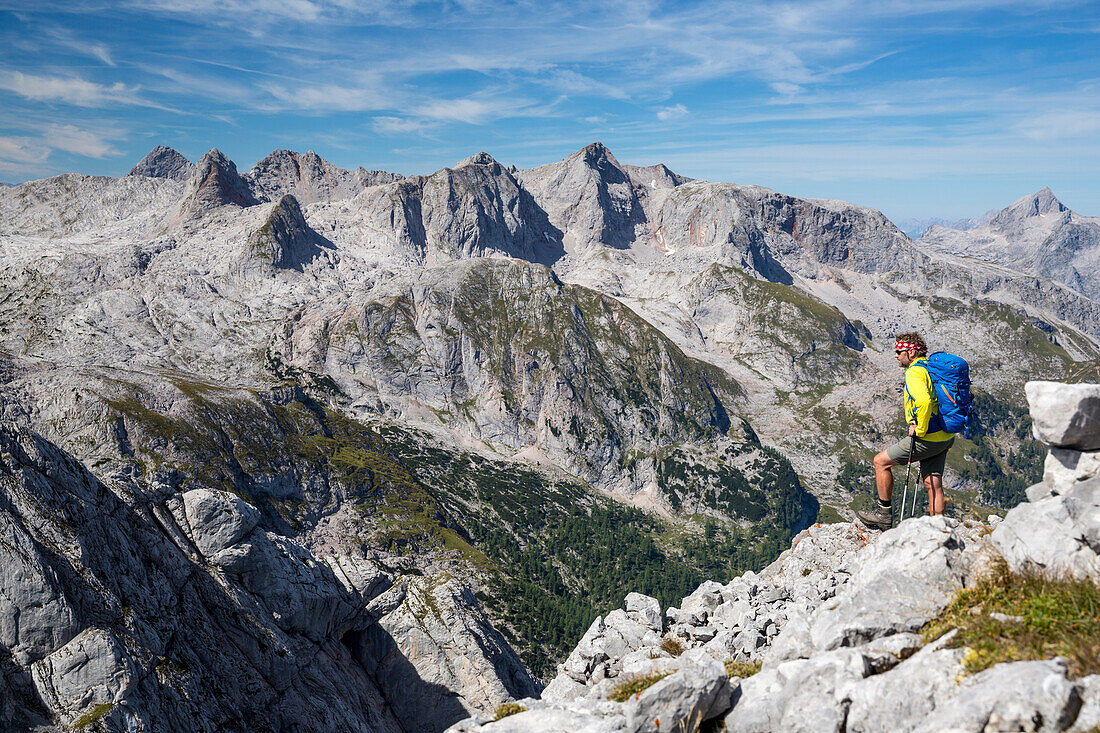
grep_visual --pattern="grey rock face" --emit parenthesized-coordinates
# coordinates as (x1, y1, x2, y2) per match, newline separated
(238, 194, 333, 274)
(356, 576, 540, 732)
(181, 488, 260, 557)
(1045, 447, 1100, 495)
(0, 419, 539, 732)
(1070, 675, 1100, 733)
(993, 476, 1100, 579)
(922, 188, 1100, 301)
(30, 627, 138, 728)
(346, 160, 565, 265)
(127, 145, 193, 181)
(449, 649, 729, 733)
(516, 142, 646, 251)
(1027, 381, 1100, 450)
(807, 517, 969, 652)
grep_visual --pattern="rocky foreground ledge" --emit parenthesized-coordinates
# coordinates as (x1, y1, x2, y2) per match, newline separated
(451, 381, 1100, 733)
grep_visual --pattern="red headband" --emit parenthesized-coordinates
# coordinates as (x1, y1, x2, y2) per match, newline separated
(895, 340, 925, 352)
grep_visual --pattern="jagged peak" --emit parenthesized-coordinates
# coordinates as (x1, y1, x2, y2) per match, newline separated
(990, 187, 1069, 230)
(180, 148, 257, 211)
(455, 151, 499, 168)
(573, 141, 621, 167)
(127, 145, 192, 181)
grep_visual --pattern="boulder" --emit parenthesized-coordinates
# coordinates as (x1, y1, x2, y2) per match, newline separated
(30, 628, 137, 728)
(724, 647, 870, 733)
(911, 659, 1081, 733)
(1069, 674, 1100, 733)
(808, 517, 968, 651)
(1045, 448, 1100, 496)
(181, 488, 260, 558)
(624, 593, 663, 633)
(992, 478, 1100, 581)
(845, 639, 967, 732)
(1026, 381, 1100, 450)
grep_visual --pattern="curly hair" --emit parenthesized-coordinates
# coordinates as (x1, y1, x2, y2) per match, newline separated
(895, 331, 928, 353)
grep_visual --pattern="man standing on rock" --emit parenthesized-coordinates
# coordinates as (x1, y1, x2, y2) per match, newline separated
(857, 333, 956, 531)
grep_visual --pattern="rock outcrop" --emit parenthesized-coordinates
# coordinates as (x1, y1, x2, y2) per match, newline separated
(236, 194, 333, 274)
(450, 379, 1100, 733)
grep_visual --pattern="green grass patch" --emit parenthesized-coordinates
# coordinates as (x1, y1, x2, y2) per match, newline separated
(724, 659, 762, 678)
(922, 558, 1100, 678)
(494, 702, 527, 720)
(72, 703, 113, 729)
(609, 672, 670, 702)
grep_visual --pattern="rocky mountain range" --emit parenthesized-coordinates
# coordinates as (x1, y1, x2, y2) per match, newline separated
(1, 142, 1098, 731)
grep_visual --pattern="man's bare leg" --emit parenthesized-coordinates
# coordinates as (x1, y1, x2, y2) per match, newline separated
(874, 450, 898, 503)
(924, 475, 945, 515)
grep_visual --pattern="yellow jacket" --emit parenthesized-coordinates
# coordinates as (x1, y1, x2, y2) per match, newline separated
(904, 357, 955, 441)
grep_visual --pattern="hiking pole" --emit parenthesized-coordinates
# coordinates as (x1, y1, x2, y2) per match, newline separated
(898, 427, 916, 522)
(911, 460, 921, 518)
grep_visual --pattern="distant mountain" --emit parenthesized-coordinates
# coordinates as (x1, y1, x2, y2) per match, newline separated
(896, 209, 997, 238)
(127, 145, 193, 181)
(245, 148, 403, 205)
(920, 188, 1100, 300)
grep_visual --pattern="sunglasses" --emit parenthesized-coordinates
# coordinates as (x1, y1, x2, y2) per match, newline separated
(895, 349, 910, 354)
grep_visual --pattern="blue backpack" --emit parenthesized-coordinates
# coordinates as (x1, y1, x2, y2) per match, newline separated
(915, 352, 972, 438)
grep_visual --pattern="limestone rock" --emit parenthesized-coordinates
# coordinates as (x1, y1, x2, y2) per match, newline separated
(30, 627, 137, 728)
(245, 148, 402, 204)
(845, 639, 967, 732)
(911, 659, 1081, 733)
(1069, 674, 1100, 733)
(237, 194, 333, 274)
(624, 593, 663, 633)
(356, 575, 541, 732)
(181, 488, 260, 558)
(1026, 381, 1100, 450)
(1045, 447, 1100, 495)
(515, 142, 646, 252)
(992, 476, 1100, 580)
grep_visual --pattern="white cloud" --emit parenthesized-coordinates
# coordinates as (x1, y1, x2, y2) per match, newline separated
(1017, 108, 1100, 141)
(0, 136, 49, 167)
(44, 124, 122, 158)
(372, 116, 438, 136)
(0, 71, 142, 107)
(656, 104, 688, 120)
(415, 98, 498, 124)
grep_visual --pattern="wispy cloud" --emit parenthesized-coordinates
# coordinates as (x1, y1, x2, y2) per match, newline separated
(45, 124, 123, 158)
(0, 135, 49, 176)
(0, 70, 142, 107)
(656, 104, 688, 121)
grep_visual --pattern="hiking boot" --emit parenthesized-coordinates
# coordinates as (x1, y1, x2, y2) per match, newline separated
(856, 503, 893, 531)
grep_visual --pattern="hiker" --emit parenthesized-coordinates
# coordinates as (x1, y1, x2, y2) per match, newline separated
(856, 333, 956, 531)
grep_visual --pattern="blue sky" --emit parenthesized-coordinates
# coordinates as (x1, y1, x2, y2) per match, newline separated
(1, 0, 1098, 221)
